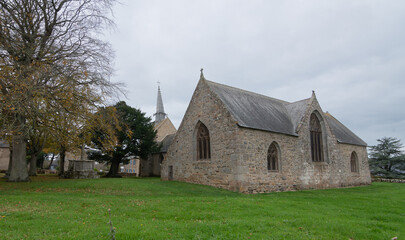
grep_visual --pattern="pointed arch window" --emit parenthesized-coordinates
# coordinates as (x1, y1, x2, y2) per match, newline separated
(310, 113, 324, 162)
(197, 123, 211, 160)
(267, 142, 279, 171)
(351, 151, 358, 173)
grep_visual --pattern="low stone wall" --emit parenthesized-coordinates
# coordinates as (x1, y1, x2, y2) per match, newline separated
(372, 178, 405, 183)
(37, 169, 58, 174)
(119, 173, 139, 177)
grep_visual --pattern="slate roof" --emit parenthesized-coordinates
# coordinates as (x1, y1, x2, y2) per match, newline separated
(205, 80, 366, 146)
(285, 98, 311, 131)
(206, 80, 298, 136)
(325, 113, 367, 146)
(159, 134, 175, 153)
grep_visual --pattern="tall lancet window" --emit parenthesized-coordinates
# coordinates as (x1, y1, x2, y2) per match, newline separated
(310, 113, 324, 162)
(267, 142, 279, 171)
(197, 123, 211, 160)
(351, 151, 358, 173)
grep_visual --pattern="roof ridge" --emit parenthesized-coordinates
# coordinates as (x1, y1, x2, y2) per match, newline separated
(205, 80, 290, 104)
(325, 112, 342, 124)
(286, 97, 311, 105)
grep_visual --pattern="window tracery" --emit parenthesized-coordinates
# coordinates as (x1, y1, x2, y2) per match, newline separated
(267, 142, 279, 171)
(351, 151, 358, 173)
(310, 113, 324, 162)
(197, 123, 210, 160)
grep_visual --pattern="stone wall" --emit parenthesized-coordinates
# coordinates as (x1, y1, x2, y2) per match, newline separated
(151, 154, 162, 176)
(0, 148, 9, 171)
(235, 129, 370, 193)
(155, 118, 177, 142)
(373, 178, 405, 183)
(140, 117, 177, 177)
(63, 150, 87, 171)
(335, 143, 371, 186)
(233, 95, 371, 193)
(162, 79, 241, 190)
(235, 128, 302, 193)
(140, 154, 161, 177)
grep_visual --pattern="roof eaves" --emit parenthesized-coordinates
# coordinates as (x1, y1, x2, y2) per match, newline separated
(337, 140, 368, 147)
(237, 123, 299, 137)
(325, 113, 367, 147)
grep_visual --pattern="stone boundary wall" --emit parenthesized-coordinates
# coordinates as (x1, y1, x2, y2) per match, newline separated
(372, 178, 405, 183)
(119, 172, 139, 177)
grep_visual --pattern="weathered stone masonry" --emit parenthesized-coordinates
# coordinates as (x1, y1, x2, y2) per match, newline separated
(162, 78, 241, 190)
(162, 74, 371, 193)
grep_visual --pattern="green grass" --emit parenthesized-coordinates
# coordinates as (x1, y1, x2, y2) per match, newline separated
(0, 174, 404, 240)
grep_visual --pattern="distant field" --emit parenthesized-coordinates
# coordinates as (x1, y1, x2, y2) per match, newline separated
(0, 174, 404, 240)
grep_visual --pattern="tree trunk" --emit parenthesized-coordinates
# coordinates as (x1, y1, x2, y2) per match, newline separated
(29, 153, 38, 176)
(7, 135, 30, 182)
(106, 158, 121, 178)
(59, 146, 66, 176)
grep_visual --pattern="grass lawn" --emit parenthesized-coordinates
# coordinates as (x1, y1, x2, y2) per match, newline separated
(0, 174, 404, 240)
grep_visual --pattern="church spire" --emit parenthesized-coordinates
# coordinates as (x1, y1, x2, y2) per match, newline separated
(154, 83, 167, 124)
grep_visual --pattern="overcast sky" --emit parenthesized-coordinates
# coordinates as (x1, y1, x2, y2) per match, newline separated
(105, 0, 405, 147)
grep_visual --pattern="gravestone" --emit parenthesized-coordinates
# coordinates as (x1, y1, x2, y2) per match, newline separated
(64, 160, 99, 179)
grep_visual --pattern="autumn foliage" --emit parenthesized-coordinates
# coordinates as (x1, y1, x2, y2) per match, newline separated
(0, 0, 118, 181)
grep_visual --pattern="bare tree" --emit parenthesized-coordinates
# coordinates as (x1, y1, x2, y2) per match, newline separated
(0, 0, 118, 182)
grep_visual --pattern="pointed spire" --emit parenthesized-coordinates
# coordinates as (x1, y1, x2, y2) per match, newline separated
(154, 83, 166, 124)
(200, 68, 205, 80)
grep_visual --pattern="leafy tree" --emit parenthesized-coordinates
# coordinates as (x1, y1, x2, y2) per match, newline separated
(0, 0, 118, 182)
(88, 101, 158, 177)
(369, 137, 405, 178)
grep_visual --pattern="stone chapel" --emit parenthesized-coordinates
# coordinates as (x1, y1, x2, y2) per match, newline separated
(139, 85, 176, 177)
(161, 71, 371, 193)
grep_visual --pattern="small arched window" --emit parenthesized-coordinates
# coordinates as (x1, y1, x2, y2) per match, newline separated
(310, 113, 324, 162)
(197, 123, 210, 160)
(267, 142, 279, 171)
(351, 151, 358, 173)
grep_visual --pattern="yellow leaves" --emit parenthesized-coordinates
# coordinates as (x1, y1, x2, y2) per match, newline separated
(126, 129, 133, 138)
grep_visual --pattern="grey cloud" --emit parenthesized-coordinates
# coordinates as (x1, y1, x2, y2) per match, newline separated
(106, 0, 405, 147)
